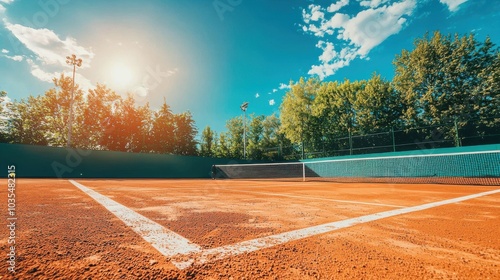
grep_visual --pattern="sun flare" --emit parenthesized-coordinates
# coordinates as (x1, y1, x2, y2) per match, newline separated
(110, 64, 134, 90)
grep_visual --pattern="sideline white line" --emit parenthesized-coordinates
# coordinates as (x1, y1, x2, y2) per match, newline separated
(69, 180, 201, 259)
(226, 189, 404, 208)
(182, 188, 500, 268)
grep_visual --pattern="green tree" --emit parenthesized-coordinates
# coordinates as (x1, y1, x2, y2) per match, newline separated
(393, 31, 499, 126)
(138, 105, 154, 153)
(79, 84, 121, 150)
(0, 91, 9, 142)
(8, 96, 48, 145)
(280, 77, 320, 157)
(355, 74, 402, 132)
(200, 126, 217, 157)
(311, 79, 364, 155)
(226, 116, 244, 159)
(150, 99, 175, 153)
(393, 31, 500, 145)
(261, 114, 288, 160)
(7, 75, 86, 147)
(46, 74, 85, 146)
(247, 114, 265, 160)
(173, 111, 198, 156)
(216, 132, 231, 158)
(101, 94, 148, 152)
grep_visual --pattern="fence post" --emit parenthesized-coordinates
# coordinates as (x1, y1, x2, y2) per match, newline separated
(391, 127, 396, 152)
(302, 162, 306, 182)
(454, 118, 461, 147)
(301, 141, 305, 160)
(349, 130, 353, 155)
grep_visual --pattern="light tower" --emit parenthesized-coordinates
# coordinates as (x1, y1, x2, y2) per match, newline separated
(240, 101, 249, 159)
(66, 54, 82, 147)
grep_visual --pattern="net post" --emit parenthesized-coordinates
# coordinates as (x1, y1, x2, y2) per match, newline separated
(302, 162, 306, 182)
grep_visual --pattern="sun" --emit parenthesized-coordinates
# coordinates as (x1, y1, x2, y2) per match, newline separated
(110, 64, 134, 90)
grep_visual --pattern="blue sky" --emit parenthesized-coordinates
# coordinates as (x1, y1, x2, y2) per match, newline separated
(1, 0, 499, 135)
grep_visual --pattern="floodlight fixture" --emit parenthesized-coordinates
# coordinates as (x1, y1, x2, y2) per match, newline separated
(240, 101, 249, 112)
(240, 102, 249, 159)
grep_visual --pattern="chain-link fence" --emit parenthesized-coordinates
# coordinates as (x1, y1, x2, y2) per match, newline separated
(273, 116, 500, 160)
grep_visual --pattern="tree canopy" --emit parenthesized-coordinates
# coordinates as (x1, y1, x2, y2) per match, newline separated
(3, 75, 198, 155)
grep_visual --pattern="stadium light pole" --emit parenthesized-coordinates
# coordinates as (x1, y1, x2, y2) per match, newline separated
(66, 54, 82, 148)
(240, 102, 249, 159)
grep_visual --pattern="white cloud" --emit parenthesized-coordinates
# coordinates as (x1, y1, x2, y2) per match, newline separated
(5, 22, 94, 68)
(269, 99, 275, 106)
(303, 4, 325, 24)
(359, 0, 391, 8)
(1, 49, 8, 54)
(279, 83, 291, 90)
(308, 42, 357, 80)
(132, 86, 149, 98)
(439, 0, 468, 12)
(255, 93, 260, 98)
(272, 89, 277, 93)
(6, 55, 23, 61)
(340, 0, 416, 57)
(27, 59, 55, 82)
(327, 0, 349, 13)
(5, 22, 95, 90)
(26, 58, 94, 91)
(302, 0, 417, 79)
(0, 0, 13, 14)
(304, 13, 350, 37)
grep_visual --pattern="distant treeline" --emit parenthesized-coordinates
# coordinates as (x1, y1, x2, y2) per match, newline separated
(0, 80, 197, 155)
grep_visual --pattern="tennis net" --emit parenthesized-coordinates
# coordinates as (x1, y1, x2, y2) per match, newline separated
(213, 149, 500, 185)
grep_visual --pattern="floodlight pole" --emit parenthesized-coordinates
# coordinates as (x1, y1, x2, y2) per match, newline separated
(240, 102, 249, 160)
(66, 54, 82, 148)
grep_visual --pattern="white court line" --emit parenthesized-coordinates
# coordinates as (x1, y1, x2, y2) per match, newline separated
(69, 180, 499, 270)
(186, 188, 500, 268)
(68, 180, 201, 259)
(225, 189, 404, 208)
(159, 185, 404, 207)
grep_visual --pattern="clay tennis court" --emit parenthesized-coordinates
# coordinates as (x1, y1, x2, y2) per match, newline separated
(1, 178, 499, 279)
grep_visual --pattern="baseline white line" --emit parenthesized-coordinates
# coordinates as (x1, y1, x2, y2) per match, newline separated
(69, 180, 201, 261)
(225, 189, 404, 208)
(181, 188, 500, 268)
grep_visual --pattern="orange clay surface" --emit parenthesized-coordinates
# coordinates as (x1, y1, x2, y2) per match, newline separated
(1, 179, 499, 279)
